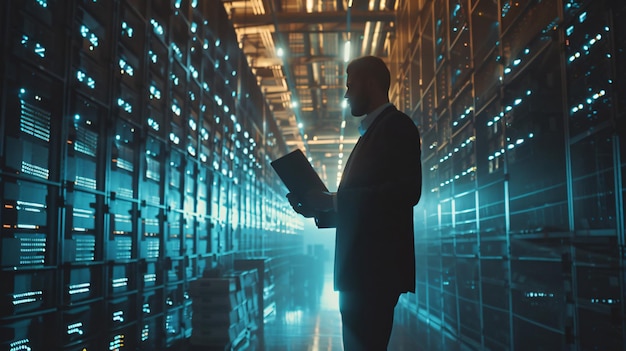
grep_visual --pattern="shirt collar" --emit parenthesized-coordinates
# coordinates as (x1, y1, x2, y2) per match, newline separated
(358, 102, 393, 136)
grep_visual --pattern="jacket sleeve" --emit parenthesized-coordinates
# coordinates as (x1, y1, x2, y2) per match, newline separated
(314, 211, 337, 228)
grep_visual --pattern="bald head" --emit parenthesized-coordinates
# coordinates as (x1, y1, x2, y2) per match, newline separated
(346, 56, 391, 93)
(344, 56, 391, 116)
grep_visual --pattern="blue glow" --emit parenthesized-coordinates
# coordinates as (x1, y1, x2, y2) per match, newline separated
(121, 22, 134, 38)
(171, 103, 181, 116)
(171, 74, 179, 86)
(34, 43, 45, 58)
(579, 12, 587, 23)
(171, 43, 182, 59)
(80, 25, 99, 48)
(36, 0, 48, 7)
(148, 50, 158, 64)
(147, 118, 160, 131)
(119, 59, 135, 76)
(149, 85, 161, 100)
(150, 19, 164, 36)
(169, 132, 180, 144)
(117, 98, 132, 113)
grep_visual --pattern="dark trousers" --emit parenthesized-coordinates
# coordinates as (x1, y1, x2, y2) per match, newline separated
(339, 289, 401, 351)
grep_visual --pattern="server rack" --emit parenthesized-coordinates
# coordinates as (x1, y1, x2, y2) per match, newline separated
(0, 0, 304, 350)
(389, 0, 625, 350)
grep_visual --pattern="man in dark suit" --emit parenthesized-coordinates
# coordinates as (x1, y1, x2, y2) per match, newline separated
(287, 55, 422, 350)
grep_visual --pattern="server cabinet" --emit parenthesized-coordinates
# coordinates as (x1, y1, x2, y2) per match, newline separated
(390, 0, 626, 350)
(0, 0, 307, 349)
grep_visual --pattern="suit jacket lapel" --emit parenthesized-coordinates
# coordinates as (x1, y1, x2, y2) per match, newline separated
(339, 106, 397, 185)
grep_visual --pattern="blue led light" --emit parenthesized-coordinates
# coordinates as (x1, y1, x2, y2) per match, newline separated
(149, 85, 161, 100)
(121, 22, 134, 38)
(150, 19, 164, 36)
(34, 43, 45, 58)
(169, 132, 180, 144)
(148, 50, 158, 64)
(171, 74, 179, 86)
(147, 118, 160, 131)
(117, 98, 132, 113)
(171, 43, 182, 59)
(171, 103, 181, 116)
(119, 59, 135, 76)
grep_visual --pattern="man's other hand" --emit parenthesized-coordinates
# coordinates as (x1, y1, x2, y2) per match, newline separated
(286, 193, 316, 218)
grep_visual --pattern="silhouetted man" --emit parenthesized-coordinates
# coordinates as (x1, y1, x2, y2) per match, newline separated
(288, 55, 422, 350)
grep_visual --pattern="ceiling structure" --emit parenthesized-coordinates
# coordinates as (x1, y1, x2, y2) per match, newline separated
(221, 0, 398, 190)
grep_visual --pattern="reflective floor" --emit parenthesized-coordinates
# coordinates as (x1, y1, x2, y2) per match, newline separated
(261, 264, 421, 351)
(185, 258, 420, 351)
(263, 271, 344, 351)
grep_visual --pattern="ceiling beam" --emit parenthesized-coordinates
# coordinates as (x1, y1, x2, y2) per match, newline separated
(230, 10, 395, 27)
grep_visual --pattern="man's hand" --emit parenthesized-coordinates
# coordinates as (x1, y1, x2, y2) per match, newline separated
(286, 191, 335, 218)
(287, 193, 316, 218)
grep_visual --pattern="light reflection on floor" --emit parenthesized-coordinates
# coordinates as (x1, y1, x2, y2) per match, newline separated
(263, 271, 344, 351)
(261, 259, 420, 351)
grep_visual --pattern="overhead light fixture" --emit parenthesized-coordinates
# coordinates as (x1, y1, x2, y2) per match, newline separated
(344, 41, 351, 62)
(277, 47, 284, 57)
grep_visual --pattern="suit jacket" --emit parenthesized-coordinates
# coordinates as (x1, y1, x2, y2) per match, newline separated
(317, 105, 422, 293)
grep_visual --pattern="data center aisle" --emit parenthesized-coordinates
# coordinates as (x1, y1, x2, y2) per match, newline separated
(261, 268, 422, 351)
(262, 270, 344, 351)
